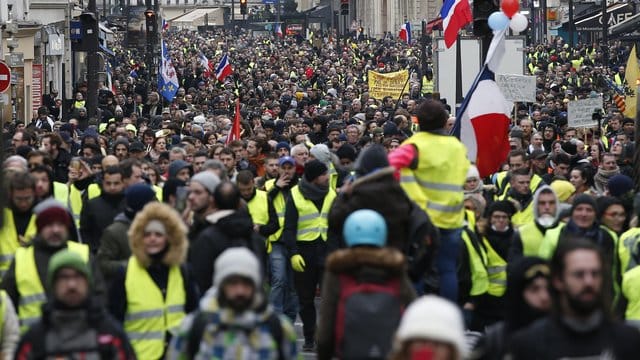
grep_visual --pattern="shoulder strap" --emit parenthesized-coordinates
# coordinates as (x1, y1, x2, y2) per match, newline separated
(266, 313, 285, 360)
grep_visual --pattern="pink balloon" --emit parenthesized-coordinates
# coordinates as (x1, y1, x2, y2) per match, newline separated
(501, 0, 520, 18)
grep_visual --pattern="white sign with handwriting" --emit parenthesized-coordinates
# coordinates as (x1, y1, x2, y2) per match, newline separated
(496, 74, 537, 103)
(568, 97, 603, 128)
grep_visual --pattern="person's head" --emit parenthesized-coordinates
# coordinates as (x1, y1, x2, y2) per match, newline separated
(488, 200, 515, 232)
(600, 153, 617, 171)
(303, 159, 329, 187)
(291, 144, 309, 166)
(552, 153, 571, 178)
(124, 183, 157, 219)
(393, 296, 467, 360)
(569, 166, 594, 192)
(236, 170, 257, 201)
(309, 143, 332, 166)
(596, 196, 626, 234)
(128, 202, 188, 267)
(563, 127, 577, 141)
(510, 167, 532, 196)
(30, 165, 53, 199)
(508, 150, 529, 172)
(192, 150, 208, 174)
(277, 156, 297, 180)
(213, 181, 241, 210)
(415, 100, 448, 132)
(9, 171, 37, 212)
(534, 186, 559, 228)
(188, 171, 220, 215)
(168, 159, 192, 182)
(343, 209, 387, 248)
(504, 257, 551, 331)
(570, 194, 598, 229)
(213, 248, 262, 313)
(550, 239, 609, 318)
(113, 139, 129, 161)
(218, 148, 236, 172)
(246, 137, 265, 158)
(275, 142, 291, 157)
(119, 158, 144, 187)
(47, 250, 91, 307)
(264, 153, 280, 178)
(36, 205, 72, 247)
(464, 165, 481, 192)
(101, 166, 125, 195)
(41, 133, 62, 155)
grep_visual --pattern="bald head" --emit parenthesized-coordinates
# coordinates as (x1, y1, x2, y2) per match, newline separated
(102, 155, 119, 169)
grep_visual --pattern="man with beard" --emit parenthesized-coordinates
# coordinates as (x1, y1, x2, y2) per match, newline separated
(2, 205, 97, 334)
(186, 171, 220, 242)
(509, 186, 561, 263)
(508, 240, 640, 359)
(168, 248, 297, 359)
(15, 250, 135, 359)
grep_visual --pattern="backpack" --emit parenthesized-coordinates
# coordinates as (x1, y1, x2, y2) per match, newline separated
(335, 274, 403, 359)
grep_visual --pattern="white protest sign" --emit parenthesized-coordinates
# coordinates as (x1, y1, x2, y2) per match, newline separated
(496, 74, 537, 103)
(568, 97, 603, 128)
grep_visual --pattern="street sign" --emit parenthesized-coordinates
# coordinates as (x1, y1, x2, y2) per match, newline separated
(0, 61, 11, 93)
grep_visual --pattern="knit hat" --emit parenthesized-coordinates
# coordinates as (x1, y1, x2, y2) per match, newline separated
(213, 248, 261, 288)
(275, 141, 290, 152)
(129, 141, 145, 153)
(336, 144, 357, 161)
(47, 250, 92, 288)
(125, 184, 157, 216)
(487, 200, 516, 217)
(37, 206, 72, 232)
(571, 193, 597, 214)
(354, 145, 389, 176)
(310, 144, 331, 164)
(191, 171, 221, 194)
(550, 180, 576, 202)
(394, 295, 467, 358)
(383, 122, 399, 136)
(304, 160, 328, 182)
(466, 164, 480, 180)
(607, 174, 634, 197)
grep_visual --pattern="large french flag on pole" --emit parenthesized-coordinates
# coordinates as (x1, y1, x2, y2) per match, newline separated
(215, 54, 232, 82)
(451, 28, 512, 178)
(440, 0, 472, 48)
(399, 21, 411, 44)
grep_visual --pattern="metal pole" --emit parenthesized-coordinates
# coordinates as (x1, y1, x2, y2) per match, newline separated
(86, 0, 100, 120)
(602, 0, 608, 66)
(541, 0, 547, 42)
(568, 0, 573, 47)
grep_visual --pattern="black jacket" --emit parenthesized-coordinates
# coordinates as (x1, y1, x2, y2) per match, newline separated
(189, 209, 267, 292)
(52, 149, 72, 183)
(80, 192, 125, 253)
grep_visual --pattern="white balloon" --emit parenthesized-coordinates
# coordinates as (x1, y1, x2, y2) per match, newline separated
(510, 13, 528, 33)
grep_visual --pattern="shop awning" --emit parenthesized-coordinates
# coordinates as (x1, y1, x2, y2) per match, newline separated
(169, 8, 225, 29)
(574, 3, 634, 32)
(609, 12, 640, 37)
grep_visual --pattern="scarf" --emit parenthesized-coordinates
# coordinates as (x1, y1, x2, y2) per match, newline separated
(593, 167, 620, 194)
(298, 176, 329, 202)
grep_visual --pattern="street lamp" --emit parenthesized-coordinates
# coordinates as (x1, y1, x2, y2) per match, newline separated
(144, 8, 156, 87)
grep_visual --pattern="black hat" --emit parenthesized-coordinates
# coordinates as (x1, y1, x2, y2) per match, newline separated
(304, 160, 328, 182)
(129, 141, 145, 153)
(336, 144, 357, 161)
(571, 194, 597, 214)
(530, 149, 547, 160)
(488, 200, 516, 217)
(355, 145, 389, 176)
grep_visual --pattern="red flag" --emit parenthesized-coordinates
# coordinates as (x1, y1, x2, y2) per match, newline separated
(226, 99, 242, 144)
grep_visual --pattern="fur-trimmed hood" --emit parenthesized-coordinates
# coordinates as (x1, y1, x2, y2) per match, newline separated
(128, 202, 188, 267)
(326, 246, 406, 274)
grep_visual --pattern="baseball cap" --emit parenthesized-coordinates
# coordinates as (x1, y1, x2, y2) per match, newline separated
(278, 156, 295, 167)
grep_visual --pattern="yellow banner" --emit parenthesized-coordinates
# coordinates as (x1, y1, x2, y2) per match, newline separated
(368, 70, 409, 100)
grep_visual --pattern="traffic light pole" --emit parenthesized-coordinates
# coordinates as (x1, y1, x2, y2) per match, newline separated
(85, 0, 99, 120)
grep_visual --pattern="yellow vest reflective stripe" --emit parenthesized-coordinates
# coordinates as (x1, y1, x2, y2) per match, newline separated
(511, 202, 534, 228)
(247, 190, 269, 226)
(0, 290, 6, 340)
(16, 242, 89, 333)
(52, 182, 69, 208)
(124, 256, 185, 360)
(266, 180, 286, 243)
(482, 237, 507, 297)
(0, 209, 37, 279)
(496, 173, 543, 201)
(518, 222, 545, 256)
(623, 266, 640, 320)
(69, 185, 83, 226)
(400, 132, 469, 229)
(462, 228, 489, 296)
(290, 185, 336, 241)
(87, 183, 102, 200)
(421, 76, 434, 94)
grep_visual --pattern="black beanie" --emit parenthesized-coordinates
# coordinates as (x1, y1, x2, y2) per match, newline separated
(354, 145, 389, 176)
(488, 200, 517, 217)
(571, 194, 597, 214)
(304, 160, 328, 182)
(125, 184, 157, 218)
(336, 144, 357, 161)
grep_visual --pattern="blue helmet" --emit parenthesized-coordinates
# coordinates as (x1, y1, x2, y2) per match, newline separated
(343, 209, 387, 248)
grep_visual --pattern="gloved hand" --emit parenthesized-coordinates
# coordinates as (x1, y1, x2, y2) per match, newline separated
(291, 254, 306, 272)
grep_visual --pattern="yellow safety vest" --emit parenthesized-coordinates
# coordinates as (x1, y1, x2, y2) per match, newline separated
(290, 185, 336, 241)
(15, 241, 89, 332)
(124, 256, 185, 360)
(482, 237, 507, 297)
(87, 183, 102, 200)
(462, 228, 489, 296)
(52, 182, 69, 208)
(0, 209, 37, 279)
(495, 173, 544, 201)
(400, 132, 469, 229)
(153, 185, 163, 202)
(69, 184, 84, 226)
(518, 222, 546, 256)
(265, 180, 286, 243)
(511, 201, 534, 228)
(0, 290, 6, 340)
(620, 228, 640, 270)
(328, 163, 338, 191)
(623, 266, 640, 322)
(247, 190, 269, 226)
(615, 73, 625, 86)
(421, 76, 434, 95)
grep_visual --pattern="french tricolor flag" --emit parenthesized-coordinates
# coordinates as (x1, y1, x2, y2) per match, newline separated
(399, 21, 411, 44)
(440, 0, 472, 48)
(451, 28, 512, 178)
(275, 23, 283, 38)
(215, 54, 232, 82)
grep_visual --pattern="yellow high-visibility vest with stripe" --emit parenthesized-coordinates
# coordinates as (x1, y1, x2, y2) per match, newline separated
(462, 228, 489, 296)
(0, 290, 7, 339)
(517, 221, 546, 256)
(0, 209, 37, 279)
(482, 237, 507, 297)
(52, 182, 69, 208)
(69, 184, 84, 226)
(511, 201, 534, 228)
(290, 185, 336, 241)
(15, 241, 89, 333)
(623, 266, 640, 323)
(124, 256, 185, 360)
(328, 163, 338, 191)
(265, 180, 286, 243)
(400, 132, 469, 229)
(247, 190, 269, 226)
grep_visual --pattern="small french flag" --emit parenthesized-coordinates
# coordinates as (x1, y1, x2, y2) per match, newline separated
(215, 54, 233, 82)
(399, 21, 411, 44)
(275, 23, 283, 38)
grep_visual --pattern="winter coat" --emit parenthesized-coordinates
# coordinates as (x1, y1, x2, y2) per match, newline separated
(80, 192, 125, 253)
(317, 247, 416, 360)
(189, 209, 267, 293)
(97, 212, 132, 282)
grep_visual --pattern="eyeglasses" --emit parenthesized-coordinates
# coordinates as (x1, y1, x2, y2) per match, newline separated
(604, 211, 626, 218)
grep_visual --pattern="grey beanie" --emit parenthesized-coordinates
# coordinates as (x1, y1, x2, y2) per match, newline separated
(191, 171, 221, 194)
(310, 144, 332, 164)
(213, 248, 261, 287)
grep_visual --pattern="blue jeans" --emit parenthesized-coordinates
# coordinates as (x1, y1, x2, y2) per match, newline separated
(268, 243, 298, 322)
(436, 227, 462, 302)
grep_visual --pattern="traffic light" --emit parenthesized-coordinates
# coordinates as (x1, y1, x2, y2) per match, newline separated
(240, 0, 247, 15)
(340, 0, 349, 15)
(145, 9, 156, 28)
(473, 0, 499, 36)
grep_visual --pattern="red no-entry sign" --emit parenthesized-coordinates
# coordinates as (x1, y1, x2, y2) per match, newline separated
(0, 61, 11, 93)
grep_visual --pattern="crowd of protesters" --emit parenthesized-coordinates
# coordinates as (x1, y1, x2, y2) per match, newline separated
(1, 24, 640, 359)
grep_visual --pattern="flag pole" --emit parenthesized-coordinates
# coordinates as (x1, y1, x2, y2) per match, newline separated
(455, 33, 463, 108)
(388, 68, 415, 122)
